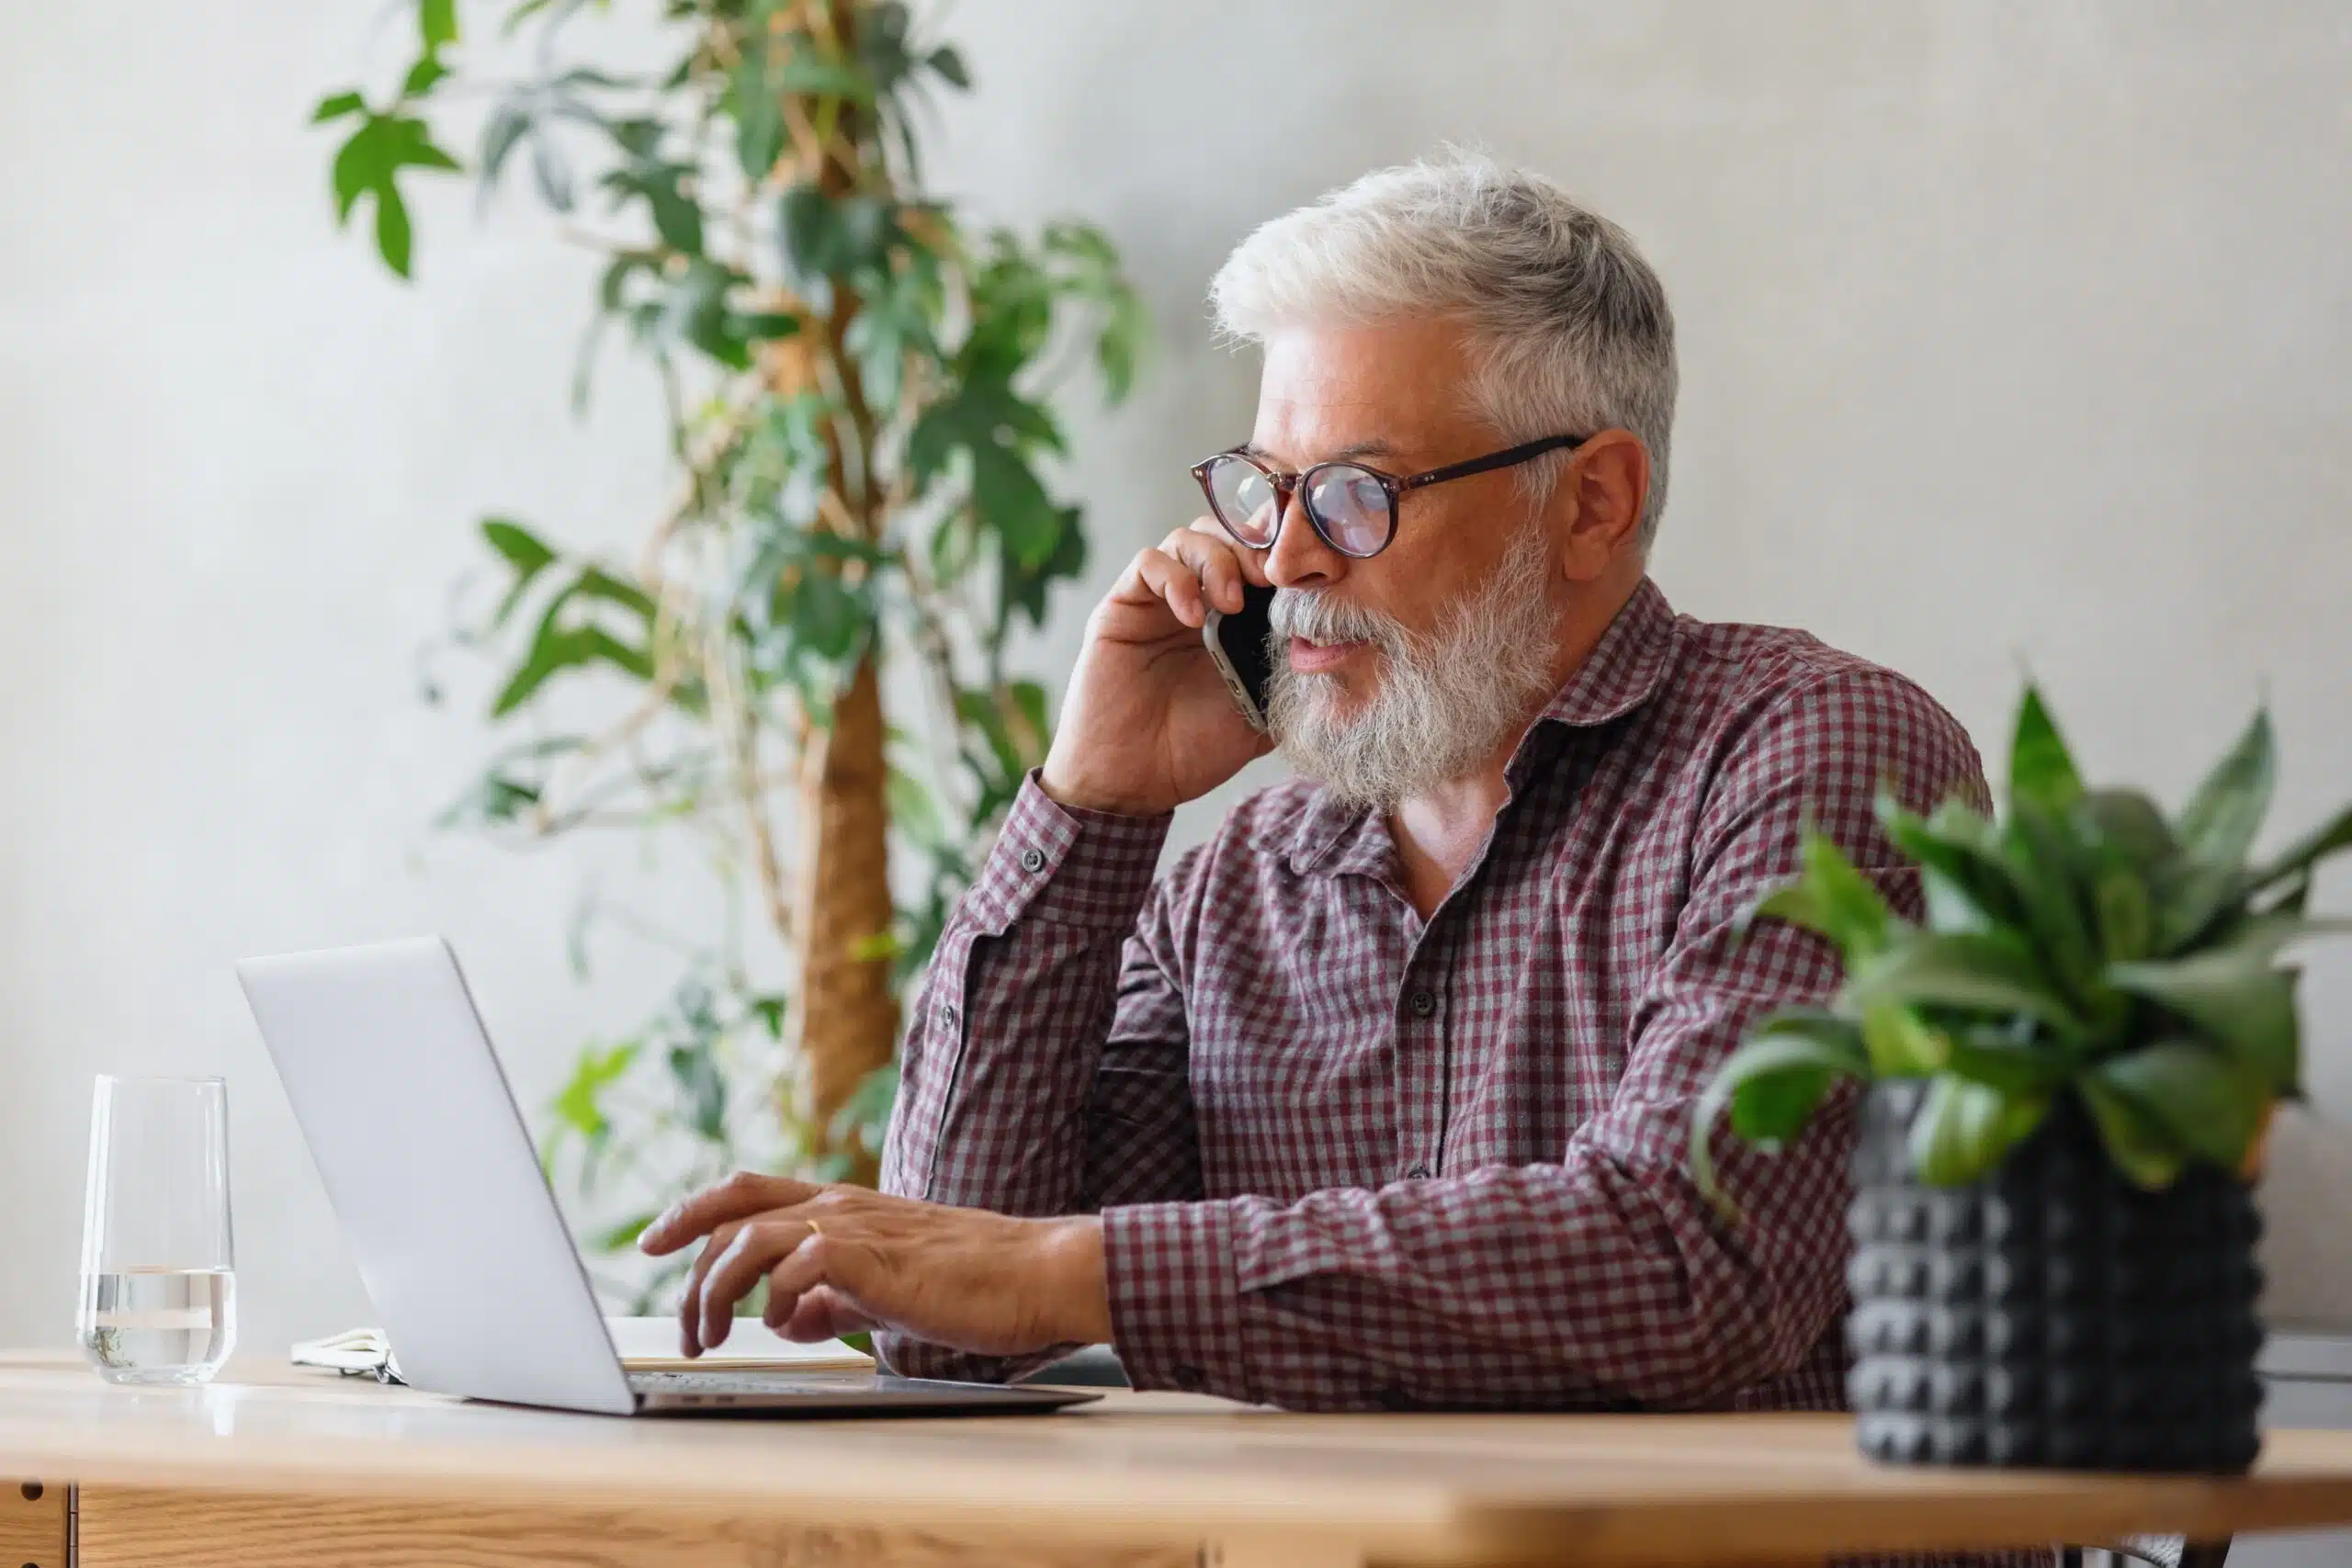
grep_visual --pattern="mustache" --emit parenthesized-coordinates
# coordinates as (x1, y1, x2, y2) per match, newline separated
(1268, 589, 1410, 653)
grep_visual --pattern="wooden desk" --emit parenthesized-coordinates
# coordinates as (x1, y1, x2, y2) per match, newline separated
(11, 1354, 2352, 1567)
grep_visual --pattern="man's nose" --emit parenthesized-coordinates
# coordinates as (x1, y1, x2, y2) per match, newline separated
(1264, 491, 1346, 590)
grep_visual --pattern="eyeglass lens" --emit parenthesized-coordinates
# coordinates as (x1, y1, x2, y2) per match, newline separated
(1205, 456, 1393, 557)
(1205, 457, 1281, 546)
(1302, 466, 1391, 555)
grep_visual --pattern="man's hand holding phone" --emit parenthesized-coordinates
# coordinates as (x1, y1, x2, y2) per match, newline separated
(1038, 519, 1278, 818)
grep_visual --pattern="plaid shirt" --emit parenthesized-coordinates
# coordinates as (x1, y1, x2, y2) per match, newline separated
(882, 578, 1991, 1425)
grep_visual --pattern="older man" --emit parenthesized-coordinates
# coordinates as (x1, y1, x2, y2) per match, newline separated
(641, 154, 1985, 1416)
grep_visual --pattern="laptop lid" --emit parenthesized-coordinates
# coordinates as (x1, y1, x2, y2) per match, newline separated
(238, 937, 635, 1415)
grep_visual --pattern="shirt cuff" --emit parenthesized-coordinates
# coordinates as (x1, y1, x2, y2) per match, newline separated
(966, 771, 1171, 933)
(1102, 1199, 1255, 1403)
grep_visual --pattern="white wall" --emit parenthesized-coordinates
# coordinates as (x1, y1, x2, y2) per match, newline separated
(2, 0, 2347, 1353)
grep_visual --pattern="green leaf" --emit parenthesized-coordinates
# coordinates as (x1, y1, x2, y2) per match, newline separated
(956, 686, 1026, 793)
(325, 112, 459, 276)
(588, 1209, 664, 1254)
(2255, 803, 2352, 895)
(886, 765, 951, 851)
(549, 1041, 638, 1141)
(1007, 679, 1051, 765)
(829, 1061, 900, 1156)
(312, 90, 367, 124)
(2009, 684, 2084, 811)
(2152, 855, 2256, 955)
(375, 182, 414, 276)
(2177, 707, 2276, 870)
(1740, 830, 1899, 962)
(2219, 909, 2352, 961)
(653, 259, 744, 367)
(419, 0, 458, 51)
(1726, 1014, 1869, 1140)
(1860, 1002, 1947, 1077)
(480, 101, 531, 187)
(929, 511, 978, 587)
(2075, 788, 2178, 872)
(734, 45, 785, 177)
(492, 586, 656, 716)
(776, 183, 842, 286)
(2076, 1075, 2188, 1190)
(1939, 1025, 2067, 1096)
(1909, 1075, 2050, 1187)
(438, 772, 540, 829)
(1096, 288, 1149, 405)
(331, 121, 379, 222)
(926, 45, 971, 88)
(777, 51, 877, 103)
(529, 132, 574, 213)
(1001, 505, 1087, 630)
(482, 515, 557, 572)
(970, 444, 1062, 569)
(2091, 1039, 2270, 1172)
(1840, 931, 2082, 1036)
(2107, 944, 2301, 1096)
(746, 995, 787, 1040)
(401, 55, 448, 98)
(845, 929, 902, 964)
(1805, 829, 1897, 959)
(2092, 866, 2154, 964)
(666, 1043, 726, 1143)
(628, 167, 706, 258)
(2003, 797, 2107, 1011)
(776, 186, 900, 288)
(1878, 793, 2026, 933)
(772, 566, 873, 665)
(569, 563, 657, 620)
(1689, 1010, 1868, 1209)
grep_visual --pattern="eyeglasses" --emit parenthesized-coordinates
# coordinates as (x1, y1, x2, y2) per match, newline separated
(1190, 434, 1587, 559)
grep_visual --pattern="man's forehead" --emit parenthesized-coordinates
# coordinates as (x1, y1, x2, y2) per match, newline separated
(1250, 321, 1475, 465)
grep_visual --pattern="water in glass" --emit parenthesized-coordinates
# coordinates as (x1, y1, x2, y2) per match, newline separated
(77, 1076, 238, 1383)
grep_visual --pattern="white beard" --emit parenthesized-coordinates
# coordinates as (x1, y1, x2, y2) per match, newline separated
(1264, 525, 1563, 811)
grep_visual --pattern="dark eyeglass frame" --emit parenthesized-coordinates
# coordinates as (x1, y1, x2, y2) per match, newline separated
(1190, 434, 1588, 559)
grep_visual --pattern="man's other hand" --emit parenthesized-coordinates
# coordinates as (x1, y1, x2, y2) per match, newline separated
(637, 1173, 1111, 1359)
(1038, 519, 1275, 817)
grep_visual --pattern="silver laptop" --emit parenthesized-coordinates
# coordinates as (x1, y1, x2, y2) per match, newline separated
(236, 936, 1094, 1417)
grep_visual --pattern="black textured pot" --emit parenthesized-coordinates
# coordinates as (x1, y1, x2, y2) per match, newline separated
(1846, 1078, 2266, 1472)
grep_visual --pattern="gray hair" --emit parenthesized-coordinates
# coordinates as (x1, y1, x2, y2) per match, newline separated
(1209, 152, 1679, 548)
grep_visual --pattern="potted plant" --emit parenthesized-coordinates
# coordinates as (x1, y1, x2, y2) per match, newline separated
(1695, 687, 2352, 1472)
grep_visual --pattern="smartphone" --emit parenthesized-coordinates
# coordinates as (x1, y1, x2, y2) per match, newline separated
(1202, 582, 1277, 734)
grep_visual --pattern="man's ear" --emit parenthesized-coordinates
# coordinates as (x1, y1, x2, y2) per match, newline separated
(1553, 430, 1649, 581)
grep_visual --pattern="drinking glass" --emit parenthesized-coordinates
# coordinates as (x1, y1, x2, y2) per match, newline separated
(76, 1075, 238, 1383)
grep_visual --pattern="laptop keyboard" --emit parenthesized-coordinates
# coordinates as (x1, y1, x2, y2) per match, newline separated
(628, 1368, 877, 1394)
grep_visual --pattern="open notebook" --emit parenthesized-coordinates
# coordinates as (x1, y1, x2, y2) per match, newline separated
(292, 1316, 873, 1385)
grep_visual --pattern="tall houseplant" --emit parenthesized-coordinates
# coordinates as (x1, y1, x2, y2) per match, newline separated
(1696, 688, 2352, 1471)
(312, 0, 1144, 1307)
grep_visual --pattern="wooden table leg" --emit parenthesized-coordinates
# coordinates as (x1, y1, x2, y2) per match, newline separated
(1, 1479, 72, 1568)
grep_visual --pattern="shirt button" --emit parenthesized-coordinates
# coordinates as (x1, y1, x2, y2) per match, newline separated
(1408, 989, 1436, 1019)
(1172, 1364, 1204, 1392)
(1018, 846, 1046, 874)
(942, 1002, 959, 1028)
(1406, 1162, 1430, 1180)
